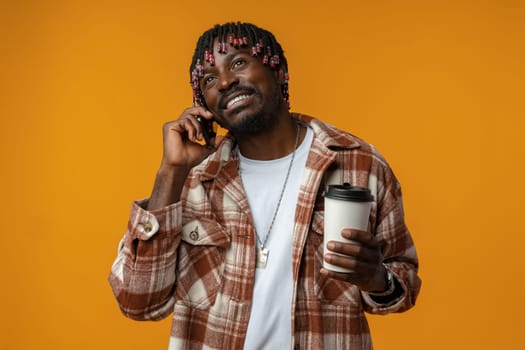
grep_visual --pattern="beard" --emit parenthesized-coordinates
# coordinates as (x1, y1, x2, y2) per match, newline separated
(216, 85, 283, 136)
(227, 104, 277, 134)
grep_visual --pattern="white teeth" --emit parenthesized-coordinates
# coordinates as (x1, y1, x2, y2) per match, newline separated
(226, 94, 249, 109)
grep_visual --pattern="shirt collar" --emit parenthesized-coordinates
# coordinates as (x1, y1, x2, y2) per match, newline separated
(195, 113, 362, 181)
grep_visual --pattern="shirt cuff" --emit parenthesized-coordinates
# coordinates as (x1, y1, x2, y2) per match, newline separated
(361, 270, 405, 310)
(128, 198, 182, 241)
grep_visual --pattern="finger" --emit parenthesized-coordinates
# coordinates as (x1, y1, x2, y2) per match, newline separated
(184, 106, 214, 121)
(326, 240, 361, 256)
(184, 118, 200, 141)
(323, 253, 375, 277)
(323, 252, 378, 277)
(326, 240, 381, 263)
(185, 108, 215, 140)
(324, 253, 357, 271)
(181, 114, 203, 138)
(165, 117, 200, 142)
(341, 228, 376, 247)
(320, 267, 357, 281)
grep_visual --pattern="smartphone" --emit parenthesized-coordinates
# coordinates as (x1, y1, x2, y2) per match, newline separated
(196, 116, 217, 147)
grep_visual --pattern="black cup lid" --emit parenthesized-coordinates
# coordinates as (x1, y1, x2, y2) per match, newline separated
(324, 183, 374, 202)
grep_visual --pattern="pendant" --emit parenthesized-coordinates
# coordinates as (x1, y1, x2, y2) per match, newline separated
(256, 248, 269, 268)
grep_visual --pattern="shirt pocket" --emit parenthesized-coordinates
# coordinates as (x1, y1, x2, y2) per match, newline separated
(310, 211, 362, 308)
(175, 218, 230, 309)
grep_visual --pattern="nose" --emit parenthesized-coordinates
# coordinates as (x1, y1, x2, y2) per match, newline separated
(217, 70, 238, 93)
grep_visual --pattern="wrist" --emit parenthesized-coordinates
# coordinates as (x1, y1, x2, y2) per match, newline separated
(367, 265, 395, 296)
(147, 165, 189, 210)
(158, 162, 190, 177)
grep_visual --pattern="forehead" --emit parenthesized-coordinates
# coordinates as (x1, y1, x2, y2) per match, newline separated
(203, 38, 256, 70)
(210, 36, 251, 55)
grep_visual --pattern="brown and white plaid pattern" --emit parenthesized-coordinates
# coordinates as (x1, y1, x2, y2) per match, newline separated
(109, 113, 421, 349)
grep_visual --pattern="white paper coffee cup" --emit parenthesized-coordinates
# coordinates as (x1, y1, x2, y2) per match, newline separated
(323, 183, 374, 272)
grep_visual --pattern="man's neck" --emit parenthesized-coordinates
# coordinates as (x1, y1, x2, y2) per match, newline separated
(235, 114, 305, 160)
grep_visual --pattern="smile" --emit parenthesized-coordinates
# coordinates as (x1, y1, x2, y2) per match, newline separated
(226, 94, 251, 109)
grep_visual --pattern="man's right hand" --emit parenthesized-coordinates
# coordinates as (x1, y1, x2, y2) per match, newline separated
(147, 107, 220, 210)
(160, 106, 218, 170)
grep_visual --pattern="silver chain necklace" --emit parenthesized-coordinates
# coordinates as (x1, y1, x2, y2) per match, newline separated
(239, 123, 301, 268)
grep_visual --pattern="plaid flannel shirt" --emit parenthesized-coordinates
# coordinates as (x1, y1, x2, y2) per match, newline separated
(109, 113, 421, 349)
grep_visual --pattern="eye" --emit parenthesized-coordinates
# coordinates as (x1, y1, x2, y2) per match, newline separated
(202, 75, 216, 88)
(232, 58, 246, 69)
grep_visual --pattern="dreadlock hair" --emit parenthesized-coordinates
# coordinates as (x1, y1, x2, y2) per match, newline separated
(189, 22, 290, 109)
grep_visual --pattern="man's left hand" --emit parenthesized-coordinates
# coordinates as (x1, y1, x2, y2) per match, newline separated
(322, 228, 388, 292)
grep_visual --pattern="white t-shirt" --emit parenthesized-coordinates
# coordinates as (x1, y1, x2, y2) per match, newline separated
(240, 125, 313, 349)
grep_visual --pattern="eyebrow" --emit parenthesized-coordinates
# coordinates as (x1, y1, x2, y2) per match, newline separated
(203, 51, 250, 74)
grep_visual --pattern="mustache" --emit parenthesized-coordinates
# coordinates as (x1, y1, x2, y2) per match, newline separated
(218, 86, 257, 110)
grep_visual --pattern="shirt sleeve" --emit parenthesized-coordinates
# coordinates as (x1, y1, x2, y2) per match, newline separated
(108, 199, 183, 321)
(361, 154, 422, 314)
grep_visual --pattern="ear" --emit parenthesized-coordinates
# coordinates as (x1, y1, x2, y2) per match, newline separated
(275, 65, 288, 85)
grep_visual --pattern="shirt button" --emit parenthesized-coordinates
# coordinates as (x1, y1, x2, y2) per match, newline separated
(138, 215, 159, 238)
(189, 227, 199, 241)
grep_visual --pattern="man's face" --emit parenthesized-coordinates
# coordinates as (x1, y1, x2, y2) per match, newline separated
(200, 38, 285, 135)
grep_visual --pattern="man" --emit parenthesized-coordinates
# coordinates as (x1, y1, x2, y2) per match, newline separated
(109, 22, 421, 349)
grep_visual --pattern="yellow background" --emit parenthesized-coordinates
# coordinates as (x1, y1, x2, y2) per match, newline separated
(1, 0, 524, 349)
